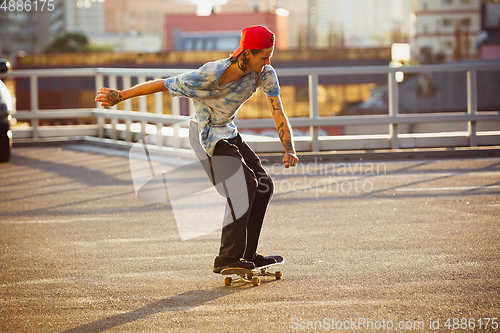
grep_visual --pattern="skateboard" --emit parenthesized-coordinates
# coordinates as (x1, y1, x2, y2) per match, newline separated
(220, 255, 284, 286)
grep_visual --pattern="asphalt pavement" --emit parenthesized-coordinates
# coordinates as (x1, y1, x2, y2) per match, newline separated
(0, 144, 499, 332)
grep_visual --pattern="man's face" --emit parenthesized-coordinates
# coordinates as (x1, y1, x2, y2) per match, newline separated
(247, 46, 274, 73)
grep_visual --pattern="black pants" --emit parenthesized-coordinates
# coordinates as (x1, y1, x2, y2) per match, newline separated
(189, 121, 274, 260)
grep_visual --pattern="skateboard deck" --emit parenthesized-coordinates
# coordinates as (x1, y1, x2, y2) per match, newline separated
(220, 255, 284, 286)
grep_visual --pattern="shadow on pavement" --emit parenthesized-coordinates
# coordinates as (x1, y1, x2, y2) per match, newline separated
(62, 287, 237, 333)
(9, 152, 131, 187)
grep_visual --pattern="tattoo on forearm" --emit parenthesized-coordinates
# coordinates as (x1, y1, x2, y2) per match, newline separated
(273, 101, 295, 153)
(277, 122, 294, 153)
(107, 90, 122, 104)
(277, 122, 285, 140)
(270, 98, 283, 116)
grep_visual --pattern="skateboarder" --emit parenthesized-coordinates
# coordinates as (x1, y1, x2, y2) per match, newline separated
(95, 25, 299, 273)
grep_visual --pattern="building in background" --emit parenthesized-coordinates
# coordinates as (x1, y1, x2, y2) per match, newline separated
(91, 0, 196, 52)
(308, 0, 413, 48)
(190, 0, 413, 49)
(0, 7, 39, 56)
(65, 0, 105, 35)
(218, 0, 413, 49)
(412, 0, 481, 63)
(2, 0, 495, 62)
(0, 0, 198, 57)
(478, 0, 500, 59)
(218, 0, 307, 49)
(0, 0, 105, 56)
(0, 0, 65, 56)
(164, 11, 288, 52)
(102, 0, 196, 35)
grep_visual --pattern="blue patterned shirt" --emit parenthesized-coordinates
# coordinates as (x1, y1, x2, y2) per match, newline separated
(164, 58, 281, 156)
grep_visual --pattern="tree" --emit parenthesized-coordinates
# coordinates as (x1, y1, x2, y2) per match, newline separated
(44, 32, 113, 53)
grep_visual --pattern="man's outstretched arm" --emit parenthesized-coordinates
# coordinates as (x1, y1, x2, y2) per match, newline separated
(267, 95, 299, 168)
(95, 79, 168, 107)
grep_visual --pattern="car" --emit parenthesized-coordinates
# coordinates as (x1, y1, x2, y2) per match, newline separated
(0, 59, 13, 163)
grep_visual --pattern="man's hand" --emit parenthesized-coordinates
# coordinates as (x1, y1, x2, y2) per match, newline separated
(283, 152, 299, 168)
(95, 88, 122, 107)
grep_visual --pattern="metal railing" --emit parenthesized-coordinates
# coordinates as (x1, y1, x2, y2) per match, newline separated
(3, 62, 500, 154)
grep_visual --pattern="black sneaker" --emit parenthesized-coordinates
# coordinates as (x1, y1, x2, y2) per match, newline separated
(213, 256, 255, 273)
(247, 254, 277, 268)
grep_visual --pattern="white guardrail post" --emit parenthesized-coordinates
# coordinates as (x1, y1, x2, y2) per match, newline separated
(29, 74, 39, 139)
(122, 75, 133, 142)
(388, 70, 399, 149)
(95, 73, 104, 138)
(109, 75, 118, 140)
(138, 75, 147, 139)
(171, 96, 181, 149)
(154, 76, 164, 147)
(467, 69, 478, 147)
(308, 73, 320, 152)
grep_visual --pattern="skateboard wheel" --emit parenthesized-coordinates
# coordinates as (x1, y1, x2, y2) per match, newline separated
(275, 271, 283, 280)
(252, 277, 261, 286)
(224, 277, 232, 286)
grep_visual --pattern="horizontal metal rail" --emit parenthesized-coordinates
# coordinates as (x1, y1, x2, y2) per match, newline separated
(92, 109, 187, 125)
(274, 61, 500, 76)
(13, 109, 95, 120)
(235, 112, 500, 128)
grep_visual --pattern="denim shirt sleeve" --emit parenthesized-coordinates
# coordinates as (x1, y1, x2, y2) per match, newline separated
(258, 65, 281, 97)
(164, 63, 219, 98)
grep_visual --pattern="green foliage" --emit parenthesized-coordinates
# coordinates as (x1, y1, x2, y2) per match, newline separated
(44, 32, 113, 53)
(88, 43, 115, 52)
